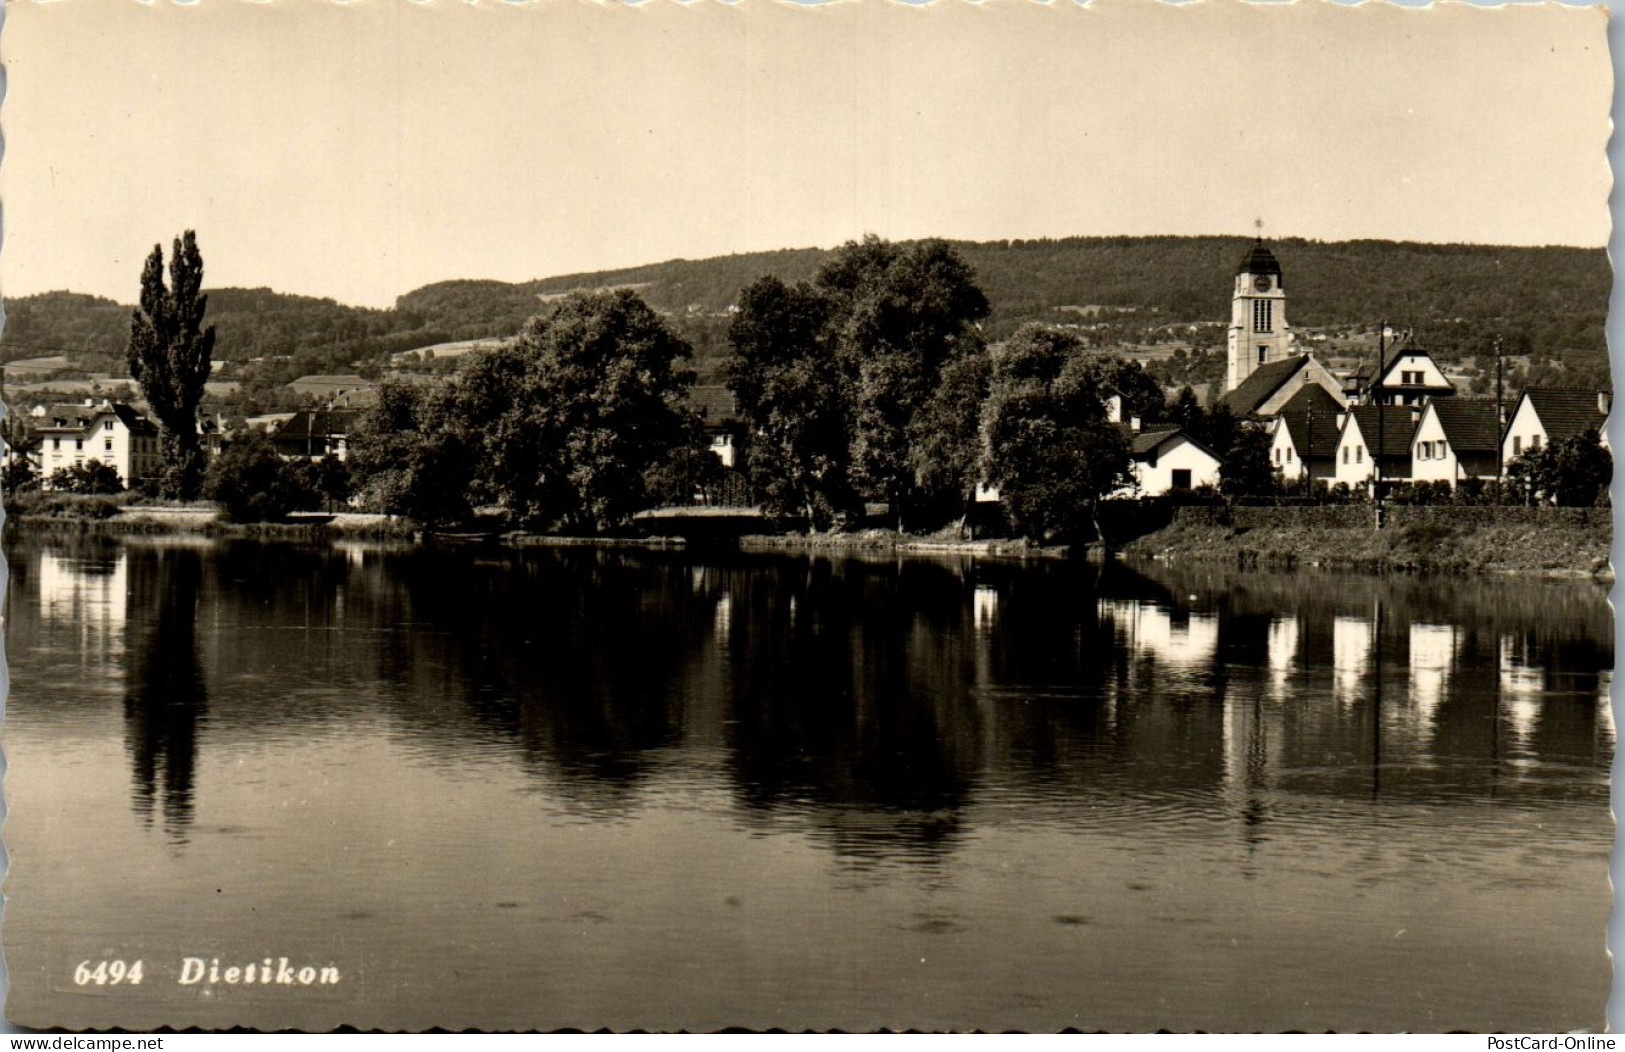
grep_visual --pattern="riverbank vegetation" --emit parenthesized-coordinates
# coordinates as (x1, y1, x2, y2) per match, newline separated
(4, 234, 1610, 577)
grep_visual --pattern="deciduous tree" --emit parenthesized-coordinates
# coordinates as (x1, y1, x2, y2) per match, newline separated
(127, 231, 215, 500)
(980, 326, 1132, 541)
(469, 289, 695, 532)
(724, 276, 856, 529)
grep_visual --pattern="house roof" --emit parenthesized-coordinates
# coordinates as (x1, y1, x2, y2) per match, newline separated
(1522, 388, 1609, 443)
(1375, 346, 1453, 391)
(34, 401, 155, 435)
(274, 409, 361, 442)
(1275, 385, 1343, 455)
(1235, 239, 1283, 279)
(1427, 400, 1500, 454)
(686, 386, 739, 424)
(1347, 405, 1419, 458)
(1218, 354, 1309, 416)
(1124, 426, 1221, 463)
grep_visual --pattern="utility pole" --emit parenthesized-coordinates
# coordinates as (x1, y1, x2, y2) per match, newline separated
(1374, 321, 1387, 527)
(1305, 400, 1314, 499)
(1494, 335, 1505, 503)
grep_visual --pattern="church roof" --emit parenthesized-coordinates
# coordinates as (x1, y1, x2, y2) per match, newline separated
(1218, 354, 1309, 416)
(1235, 238, 1283, 278)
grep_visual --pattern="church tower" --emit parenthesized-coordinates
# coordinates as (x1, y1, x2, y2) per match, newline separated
(1226, 239, 1293, 393)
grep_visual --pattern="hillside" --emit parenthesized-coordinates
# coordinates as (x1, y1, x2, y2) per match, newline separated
(4, 236, 1609, 402)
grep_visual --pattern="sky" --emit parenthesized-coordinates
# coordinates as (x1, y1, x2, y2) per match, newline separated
(0, 0, 1612, 309)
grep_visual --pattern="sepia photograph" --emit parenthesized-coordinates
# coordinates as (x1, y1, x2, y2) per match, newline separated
(0, 0, 1615, 1034)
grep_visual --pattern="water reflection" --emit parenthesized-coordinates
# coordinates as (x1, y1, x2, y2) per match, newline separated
(5, 537, 1614, 861)
(122, 548, 208, 839)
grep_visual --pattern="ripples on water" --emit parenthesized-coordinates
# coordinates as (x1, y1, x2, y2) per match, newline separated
(3, 534, 1613, 1032)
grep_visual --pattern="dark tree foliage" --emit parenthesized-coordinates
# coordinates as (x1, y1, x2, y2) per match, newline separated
(724, 276, 856, 529)
(307, 454, 352, 512)
(980, 326, 1132, 541)
(461, 290, 696, 532)
(348, 380, 478, 529)
(1506, 429, 1612, 506)
(1218, 425, 1280, 497)
(817, 237, 990, 526)
(49, 459, 124, 495)
(203, 430, 319, 522)
(3, 457, 39, 494)
(204, 441, 292, 522)
(909, 348, 993, 525)
(127, 231, 215, 500)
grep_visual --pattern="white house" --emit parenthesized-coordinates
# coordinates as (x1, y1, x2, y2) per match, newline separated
(1410, 400, 1501, 487)
(1127, 429, 1222, 495)
(1332, 405, 1418, 488)
(1268, 385, 1343, 482)
(1367, 346, 1456, 407)
(35, 400, 162, 488)
(1501, 388, 1611, 466)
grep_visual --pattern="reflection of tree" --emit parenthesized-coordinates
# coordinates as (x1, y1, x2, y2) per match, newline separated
(123, 548, 208, 838)
(725, 558, 986, 863)
(375, 549, 690, 810)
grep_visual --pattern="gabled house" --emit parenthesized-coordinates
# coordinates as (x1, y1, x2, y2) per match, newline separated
(35, 399, 161, 488)
(1217, 353, 1346, 419)
(1126, 428, 1223, 495)
(1501, 388, 1611, 465)
(1332, 405, 1418, 488)
(1410, 400, 1501, 487)
(1366, 346, 1456, 407)
(271, 409, 361, 462)
(1268, 385, 1343, 482)
(686, 386, 742, 468)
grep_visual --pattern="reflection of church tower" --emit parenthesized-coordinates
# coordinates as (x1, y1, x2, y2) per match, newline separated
(1226, 239, 1293, 393)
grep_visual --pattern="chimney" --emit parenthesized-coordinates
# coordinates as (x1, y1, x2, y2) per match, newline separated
(83, 397, 94, 407)
(1600, 391, 1612, 416)
(1130, 415, 1141, 434)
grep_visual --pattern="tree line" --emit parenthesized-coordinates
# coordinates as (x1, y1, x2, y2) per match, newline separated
(12, 232, 1607, 535)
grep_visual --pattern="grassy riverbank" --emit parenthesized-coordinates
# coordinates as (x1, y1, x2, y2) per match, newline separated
(6, 495, 1611, 577)
(1117, 505, 1613, 577)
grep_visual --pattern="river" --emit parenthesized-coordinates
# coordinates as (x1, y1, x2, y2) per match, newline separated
(3, 533, 1612, 1031)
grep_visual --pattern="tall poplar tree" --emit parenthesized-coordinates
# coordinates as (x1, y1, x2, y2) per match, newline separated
(127, 230, 215, 500)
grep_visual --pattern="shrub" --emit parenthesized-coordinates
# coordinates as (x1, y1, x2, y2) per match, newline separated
(204, 430, 319, 522)
(49, 460, 125, 495)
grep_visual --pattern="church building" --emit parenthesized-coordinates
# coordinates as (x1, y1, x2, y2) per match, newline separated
(1221, 239, 1346, 417)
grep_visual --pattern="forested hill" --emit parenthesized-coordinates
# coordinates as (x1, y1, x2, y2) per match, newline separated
(4, 236, 1609, 387)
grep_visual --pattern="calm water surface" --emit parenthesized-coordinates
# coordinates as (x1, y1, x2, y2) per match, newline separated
(4, 534, 1613, 1031)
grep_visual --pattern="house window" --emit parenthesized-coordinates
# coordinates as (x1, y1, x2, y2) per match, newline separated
(1257, 345, 1267, 365)
(1417, 443, 1428, 462)
(1436, 441, 1447, 458)
(52, 438, 60, 451)
(1530, 434, 1541, 450)
(1343, 447, 1349, 464)
(104, 420, 114, 432)
(1356, 446, 1363, 463)
(75, 439, 83, 451)
(1171, 469, 1192, 491)
(1513, 436, 1522, 455)
(1285, 448, 1293, 463)
(1253, 300, 1273, 333)
(104, 439, 112, 452)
